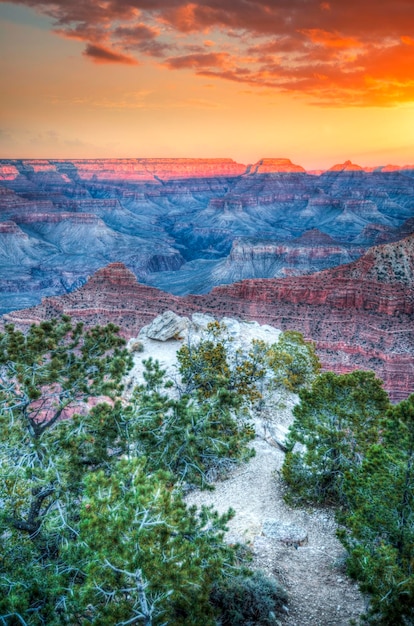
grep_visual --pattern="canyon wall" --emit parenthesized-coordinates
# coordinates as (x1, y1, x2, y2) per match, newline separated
(1, 158, 414, 312)
(4, 235, 413, 402)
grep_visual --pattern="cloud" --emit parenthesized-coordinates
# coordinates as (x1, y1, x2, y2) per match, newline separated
(83, 44, 139, 65)
(3, 0, 414, 105)
(164, 51, 230, 70)
(300, 29, 362, 49)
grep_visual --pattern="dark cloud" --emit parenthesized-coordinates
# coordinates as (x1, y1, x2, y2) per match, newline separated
(83, 44, 139, 65)
(3, 0, 414, 105)
(113, 23, 159, 42)
(164, 51, 230, 70)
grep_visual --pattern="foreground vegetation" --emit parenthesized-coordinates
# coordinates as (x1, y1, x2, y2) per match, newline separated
(2, 315, 411, 624)
(283, 372, 414, 625)
(0, 318, 303, 625)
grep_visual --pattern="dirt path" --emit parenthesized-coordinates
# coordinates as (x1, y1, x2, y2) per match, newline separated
(126, 319, 367, 625)
(186, 414, 366, 626)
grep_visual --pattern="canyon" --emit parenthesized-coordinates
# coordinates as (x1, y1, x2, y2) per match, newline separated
(4, 234, 413, 402)
(1, 158, 414, 312)
(1, 157, 413, 401)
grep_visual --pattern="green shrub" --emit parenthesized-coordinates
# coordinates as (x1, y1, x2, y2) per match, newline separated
(338, 394, 414, 625)
(129, 338, 144, 353)
(282, 370, 390, 505)
(129, 358, 255, 488)
(211, 570, 288, 626)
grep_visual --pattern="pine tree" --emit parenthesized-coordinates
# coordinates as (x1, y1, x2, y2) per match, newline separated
(0, 318, 286, 624)
(0, 317, 132, 622)
(282, 370, 390, 504)
(65, 458, 236, 625)
(338, 394, 414, 624)
(128, 358, 255, 487)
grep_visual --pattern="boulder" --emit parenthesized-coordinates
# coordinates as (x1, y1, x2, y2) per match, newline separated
(262, 520, 308, 546)
(143, 311, 189, 341)
(265, 423, 290, 451)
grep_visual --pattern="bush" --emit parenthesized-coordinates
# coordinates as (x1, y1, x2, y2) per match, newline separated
(129, 338, 144, 353)
(129, 358, 255, 488)
(211, 570, 288, 626)
(266, 330, 320, 392)
(282, 370, 390, 505)
(338, 394, 414, 625)
(177, 321, 265, 406)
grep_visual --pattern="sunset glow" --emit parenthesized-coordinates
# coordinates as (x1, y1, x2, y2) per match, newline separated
(1, 0, 414, 168)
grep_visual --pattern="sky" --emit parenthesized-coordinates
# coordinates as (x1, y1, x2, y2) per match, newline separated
(1, 0, 414, 169)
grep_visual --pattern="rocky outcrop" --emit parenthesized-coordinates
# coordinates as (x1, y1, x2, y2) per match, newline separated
(212, 231, 365, 283)
(143, 310, 189, 341)
(52, 158, 247, 182)
(249, 158, 306, 174)
(188, 236, 414, 401)
(4, 235, 414, 402)
(328, 160, 364, 172)
(3, 263, 198, 338)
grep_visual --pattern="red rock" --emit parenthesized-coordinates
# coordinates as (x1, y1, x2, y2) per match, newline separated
(328, 160, 364, 172)
(3, 263, 198, 338)
(4, 237, 413, 402)
(250, 158, 306, 174)
(0, 165, 19, 181)
(58, 158, 247, 182)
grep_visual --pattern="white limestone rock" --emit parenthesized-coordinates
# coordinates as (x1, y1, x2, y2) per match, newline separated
(141, 310, 189, 341)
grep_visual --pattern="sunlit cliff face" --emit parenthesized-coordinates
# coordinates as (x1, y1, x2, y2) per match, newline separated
(1, 1, 414, 165)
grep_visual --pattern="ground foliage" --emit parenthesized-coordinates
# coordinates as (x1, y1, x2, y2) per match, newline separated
(282, 370, 414, 625)
(210, 569, 288, 626)
(0, 317, 290, 625)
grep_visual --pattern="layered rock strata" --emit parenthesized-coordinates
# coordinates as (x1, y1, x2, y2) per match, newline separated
(1, 158, 414, 310)
(4, 236, 414, 402)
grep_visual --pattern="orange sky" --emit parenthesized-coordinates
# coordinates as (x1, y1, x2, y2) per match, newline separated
(1, 0, 414, 169)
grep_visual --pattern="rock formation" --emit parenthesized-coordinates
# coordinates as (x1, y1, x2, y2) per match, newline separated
(144, 310, 189, 341)
(188, 235, 414, 402)
(3, 263, 198, 338)
(4, 235, 413, 402)
(1, 158, 414, 311)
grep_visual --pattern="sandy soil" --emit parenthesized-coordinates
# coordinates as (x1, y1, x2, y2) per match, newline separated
(186, 406, 367, 626)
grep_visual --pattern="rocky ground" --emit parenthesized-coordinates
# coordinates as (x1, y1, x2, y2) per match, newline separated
(126, 312, 367, 625)
(187, 425, 366, 626)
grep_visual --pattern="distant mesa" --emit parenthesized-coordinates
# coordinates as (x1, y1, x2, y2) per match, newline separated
(0, 220, 23, 234)
(291, 229, 339, 245)
(328, 160, 364, 172)
(250, 158, 306, 174)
